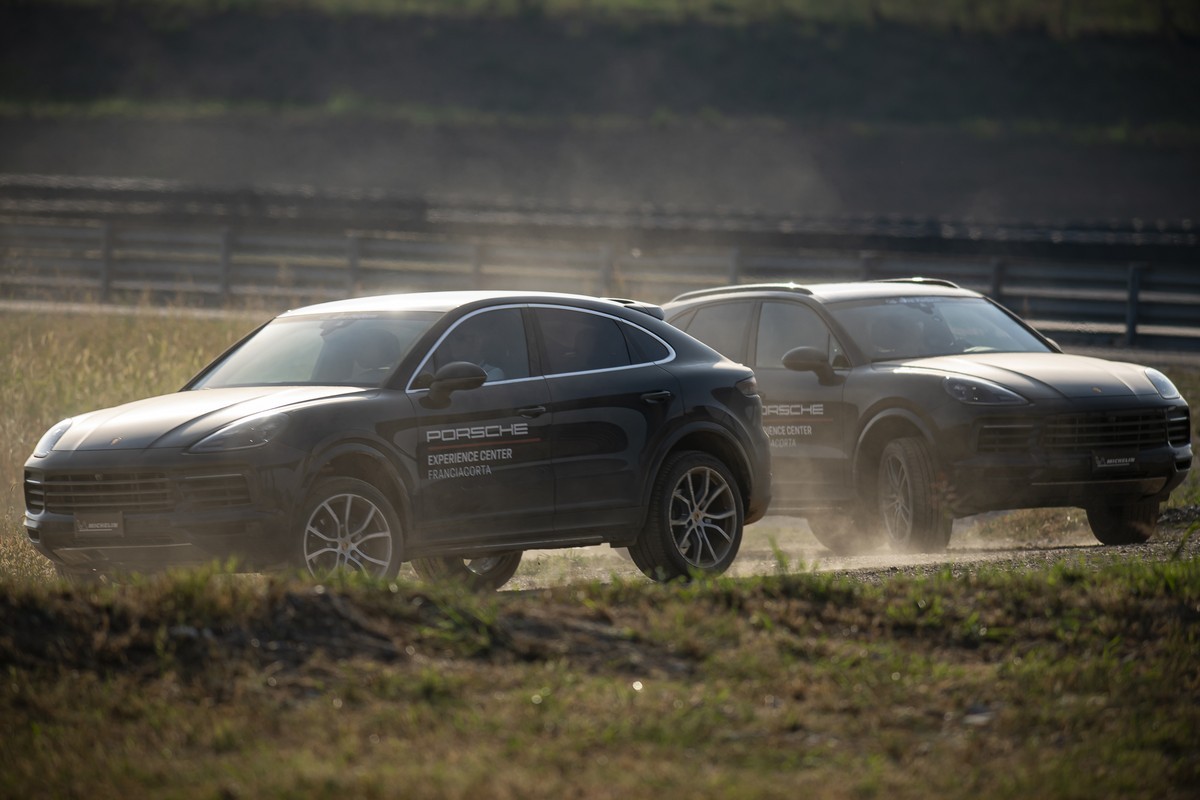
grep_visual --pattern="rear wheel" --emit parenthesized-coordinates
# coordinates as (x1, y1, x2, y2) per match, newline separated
(1086, 499, 1158, 545)
(297, 476, 404, 579)
(411, 553, 523, 592)
(877, 437, 952, 553)
(806, 509, 881, 555)
(628, 451, 744, 582)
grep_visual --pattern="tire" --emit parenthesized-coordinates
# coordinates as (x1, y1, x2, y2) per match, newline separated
(628, 451, 744, 582)
(877, 437, 952, 553)
(411, 553, 523, 592)
(1086, 499, 1158, 545)
(805, 509, 881, 555)
(297, 476, 404, 579)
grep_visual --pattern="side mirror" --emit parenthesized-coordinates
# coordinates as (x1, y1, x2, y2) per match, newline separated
(421, 361, 487, 407)
(782, 346, 835, 384)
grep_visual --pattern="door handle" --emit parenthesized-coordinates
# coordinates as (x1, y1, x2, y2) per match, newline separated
(640, 390, 674, 404)
(517, 405, 547, 418)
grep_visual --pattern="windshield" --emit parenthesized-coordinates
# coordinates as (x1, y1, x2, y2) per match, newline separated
(827, 297, 1053, 362)
(191, 311, 441, 388)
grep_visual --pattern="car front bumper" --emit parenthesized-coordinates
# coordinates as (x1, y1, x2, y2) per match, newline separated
(23, 446, 305, 574)
(944, 443, 1191, 515)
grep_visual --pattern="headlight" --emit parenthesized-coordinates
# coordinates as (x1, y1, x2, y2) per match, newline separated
(32, 418, 73, 458)
(943, 376, 1027, 406)
(1145, 369, 1181, 400)
(188, 412, 289, 453)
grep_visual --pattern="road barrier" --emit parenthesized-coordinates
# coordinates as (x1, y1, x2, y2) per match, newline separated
(2, 176, 1197, 352)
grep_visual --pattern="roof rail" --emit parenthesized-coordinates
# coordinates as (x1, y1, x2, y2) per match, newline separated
(872, 276, 962, 289)
(670, 283, 815, 302)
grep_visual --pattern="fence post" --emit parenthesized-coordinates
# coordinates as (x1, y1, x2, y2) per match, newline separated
(1125, 263, 1146, 347)
(989, 258, 1006, 304)
(598, 244, 615, 295)
(346, 234, 361, 295)
(99, 222, 113, 303)
(727, 247, 741, 284)
(218, 227, 233, 303)
(860, 251, 878, 280)
(472, 243, 485, 289)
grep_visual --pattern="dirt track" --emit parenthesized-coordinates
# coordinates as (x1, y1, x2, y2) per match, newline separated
(498, 510, 1200, 591)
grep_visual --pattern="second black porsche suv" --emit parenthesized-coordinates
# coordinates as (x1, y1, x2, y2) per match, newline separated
(24, 291, 771, 589)
(664, 278, 1192, 554)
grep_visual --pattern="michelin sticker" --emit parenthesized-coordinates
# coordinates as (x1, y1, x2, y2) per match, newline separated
(763, 403, 825, 449)
(423, 422, 535, 481)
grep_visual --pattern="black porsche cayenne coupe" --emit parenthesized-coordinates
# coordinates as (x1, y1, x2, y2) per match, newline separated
(24, 291, 771, 589)
(663, 278, 1192, 554)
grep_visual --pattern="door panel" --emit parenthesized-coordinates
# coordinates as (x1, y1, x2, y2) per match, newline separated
(411, 307, 554, 545)
(533, 306, 682, 532)
(752, 301, 852, 509)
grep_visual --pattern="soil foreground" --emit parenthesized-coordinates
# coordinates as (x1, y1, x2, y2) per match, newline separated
(1, 513, 1197, 798)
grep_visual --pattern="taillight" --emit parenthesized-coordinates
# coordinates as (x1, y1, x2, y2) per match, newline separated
(736, 376, 759, 396)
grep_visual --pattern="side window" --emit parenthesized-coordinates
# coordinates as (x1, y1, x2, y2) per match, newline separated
(430, 308, 529, 382)
(681, 301, 752, 361)
(621, 323, 670, 364)
(536, 308, 632, 375)
(756, 302, 844, 368)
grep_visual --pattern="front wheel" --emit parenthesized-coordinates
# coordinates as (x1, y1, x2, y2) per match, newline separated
(411, 553, 523, 592)
(297, 476, 404, 579)
(1086, 499, 1158, 545)
(628, 451, 744, 582)
(877, 437, 952, 553)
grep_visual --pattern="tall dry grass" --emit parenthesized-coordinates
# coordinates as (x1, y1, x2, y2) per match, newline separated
(1, 306, 263, 581)
(2, 304, 1197, 581)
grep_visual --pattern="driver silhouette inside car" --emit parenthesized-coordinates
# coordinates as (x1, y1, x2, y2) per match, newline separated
(437, 319, 507, 382)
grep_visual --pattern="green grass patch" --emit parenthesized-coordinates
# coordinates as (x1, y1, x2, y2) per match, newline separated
(1, 559, 1198, 797)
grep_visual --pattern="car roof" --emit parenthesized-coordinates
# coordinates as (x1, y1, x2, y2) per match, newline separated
(667, 278, 983, 306)
(281, 291, 664, 319)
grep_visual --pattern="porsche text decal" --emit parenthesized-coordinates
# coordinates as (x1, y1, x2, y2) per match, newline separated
(763, 403, 826, 449)
(423, 422, 540, 481)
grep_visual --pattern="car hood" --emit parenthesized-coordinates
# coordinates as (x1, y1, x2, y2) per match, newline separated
(55, 386, 365, 451)
(902, 353, 1160, 400)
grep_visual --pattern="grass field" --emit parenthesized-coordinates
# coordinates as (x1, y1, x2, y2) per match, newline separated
(1, 306, 1198, 797)
(1, 549, 1198, 798)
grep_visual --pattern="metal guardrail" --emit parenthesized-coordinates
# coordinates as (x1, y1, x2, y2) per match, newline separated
(1, 175, 1197, 351)
(2, 214, 1198, 352)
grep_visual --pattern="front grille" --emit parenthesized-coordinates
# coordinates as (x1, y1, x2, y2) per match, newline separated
(977, 419, 1037, 453)
(179, 474, 252, 509)
(1167, 407, 1192, 447)
(35, 471, 172, 514)
(24, 470, 251, 514)
(1042, 409, 1175, 451)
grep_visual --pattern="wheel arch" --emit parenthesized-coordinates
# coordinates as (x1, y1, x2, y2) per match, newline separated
(303, 442, 414, 532)
(853, 409, 936, 502)
(647, 425, 756, 524)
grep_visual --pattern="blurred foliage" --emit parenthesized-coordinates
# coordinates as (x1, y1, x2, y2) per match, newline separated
(42, 0, 1200, 37)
